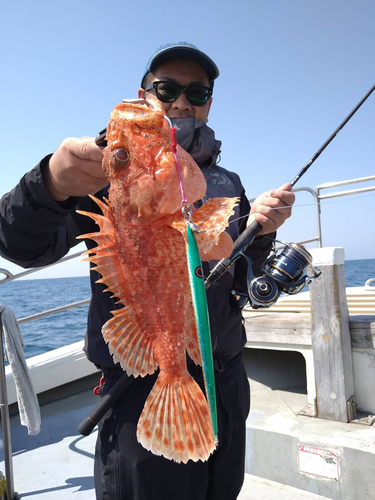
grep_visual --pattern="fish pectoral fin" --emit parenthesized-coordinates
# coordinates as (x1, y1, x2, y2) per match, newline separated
(197, 231, 234, 261)
(103, 307, 158, 377)
(137, 372, 217, 463)
(194, 197, 239, 260)
(171, 197, 239, 261)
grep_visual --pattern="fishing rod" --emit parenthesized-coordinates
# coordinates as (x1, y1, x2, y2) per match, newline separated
(205, 83, 375, 293)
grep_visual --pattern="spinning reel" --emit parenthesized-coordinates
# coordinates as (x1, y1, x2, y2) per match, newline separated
(232, 241, 321, 309)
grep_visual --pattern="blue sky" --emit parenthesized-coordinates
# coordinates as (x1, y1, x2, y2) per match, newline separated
(0, 0, 374, 279)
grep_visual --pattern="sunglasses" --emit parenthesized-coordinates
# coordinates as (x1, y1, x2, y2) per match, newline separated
(144, 81, 212, 107)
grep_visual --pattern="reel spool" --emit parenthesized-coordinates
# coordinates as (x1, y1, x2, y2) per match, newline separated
(245, 242, 321, 309)
(264, 243, 313, 289)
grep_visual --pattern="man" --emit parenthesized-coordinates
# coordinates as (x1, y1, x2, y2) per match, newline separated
(0, 42, 295, 499)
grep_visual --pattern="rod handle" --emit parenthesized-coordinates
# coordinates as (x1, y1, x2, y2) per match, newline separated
(232, 220, 262, 254)
(77, 374, 132, 436)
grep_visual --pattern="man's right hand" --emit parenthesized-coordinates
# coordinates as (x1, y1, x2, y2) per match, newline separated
(43, 137, 108, 201)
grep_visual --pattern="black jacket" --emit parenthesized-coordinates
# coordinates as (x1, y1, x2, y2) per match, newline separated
(0, 155, 274, 371)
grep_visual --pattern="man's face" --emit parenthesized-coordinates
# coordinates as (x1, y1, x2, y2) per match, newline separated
(138, 59, 212, 123)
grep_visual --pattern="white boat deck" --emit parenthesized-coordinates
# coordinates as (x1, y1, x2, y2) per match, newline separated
(0, 373, 332, 500)
(0, 375, 99, 499)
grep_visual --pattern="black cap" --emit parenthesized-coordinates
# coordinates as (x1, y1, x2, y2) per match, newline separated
(141, 41, 220, 87)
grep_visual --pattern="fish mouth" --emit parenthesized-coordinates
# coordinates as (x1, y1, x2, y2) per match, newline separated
(113, 99, 164, 125)
(120, 99, 184, 126)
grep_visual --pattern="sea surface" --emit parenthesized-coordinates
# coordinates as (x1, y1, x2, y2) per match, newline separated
(1, 259, 374, 361)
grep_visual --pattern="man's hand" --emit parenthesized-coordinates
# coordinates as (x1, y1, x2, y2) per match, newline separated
(43, 137, 108, 201)
(247, 183, 295, 235)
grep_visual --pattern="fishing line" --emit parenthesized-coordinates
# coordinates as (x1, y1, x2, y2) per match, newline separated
(164, 114, 219, 444)
(223, 191, 375, 227)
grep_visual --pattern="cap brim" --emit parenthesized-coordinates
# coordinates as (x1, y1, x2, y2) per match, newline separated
(148, 46, 219, 82)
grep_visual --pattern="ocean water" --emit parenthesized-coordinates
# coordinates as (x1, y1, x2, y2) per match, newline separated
(1, 276, 91, 361)
(1, 259, 374, 361)
(344, 258, 375, 287)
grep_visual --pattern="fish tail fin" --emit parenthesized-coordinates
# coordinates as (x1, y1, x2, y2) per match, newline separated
(137, 371, 217, 463)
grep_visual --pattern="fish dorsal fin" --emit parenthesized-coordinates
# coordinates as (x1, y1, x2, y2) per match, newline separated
(77, 196, 158, 377)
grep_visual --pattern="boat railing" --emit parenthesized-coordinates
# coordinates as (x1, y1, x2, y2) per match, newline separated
(0, 250, 83, 284)
(0, 250, 90, 326)
(316, 175, 375, 247)
(250, 174, 375, 248)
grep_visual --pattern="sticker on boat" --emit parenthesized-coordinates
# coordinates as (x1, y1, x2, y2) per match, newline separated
(298, 445, 340, 481)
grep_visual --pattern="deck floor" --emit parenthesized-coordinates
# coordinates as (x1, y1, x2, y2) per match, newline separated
(0, 378, 98, 499)
(1, 372, 333, 500)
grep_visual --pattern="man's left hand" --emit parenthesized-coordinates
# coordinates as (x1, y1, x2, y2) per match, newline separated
(247, 183, 295, 235)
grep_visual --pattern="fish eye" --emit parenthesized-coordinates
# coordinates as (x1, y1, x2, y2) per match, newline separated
(113, 148, 130, 166)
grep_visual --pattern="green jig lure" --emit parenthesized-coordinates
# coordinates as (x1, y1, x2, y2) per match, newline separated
(185, 224, 218, 444)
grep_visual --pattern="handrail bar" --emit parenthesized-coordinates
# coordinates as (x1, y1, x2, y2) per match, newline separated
(249, 176, 374, 249)
(17, 299, 91, 325)
(315, 178, 375, 248)
(0, 269, 13, 280)
(0, 251, 84, 285)
(316, 175, 375, 189)
(318, 186, 375, 200)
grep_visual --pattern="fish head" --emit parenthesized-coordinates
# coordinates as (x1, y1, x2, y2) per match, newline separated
(103, 100, 207, 224)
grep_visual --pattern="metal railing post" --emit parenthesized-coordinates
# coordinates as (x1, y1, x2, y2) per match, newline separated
(292, 187, 323, 248)
(0, 317, 16, 500)
(249, 186, 323, 247)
